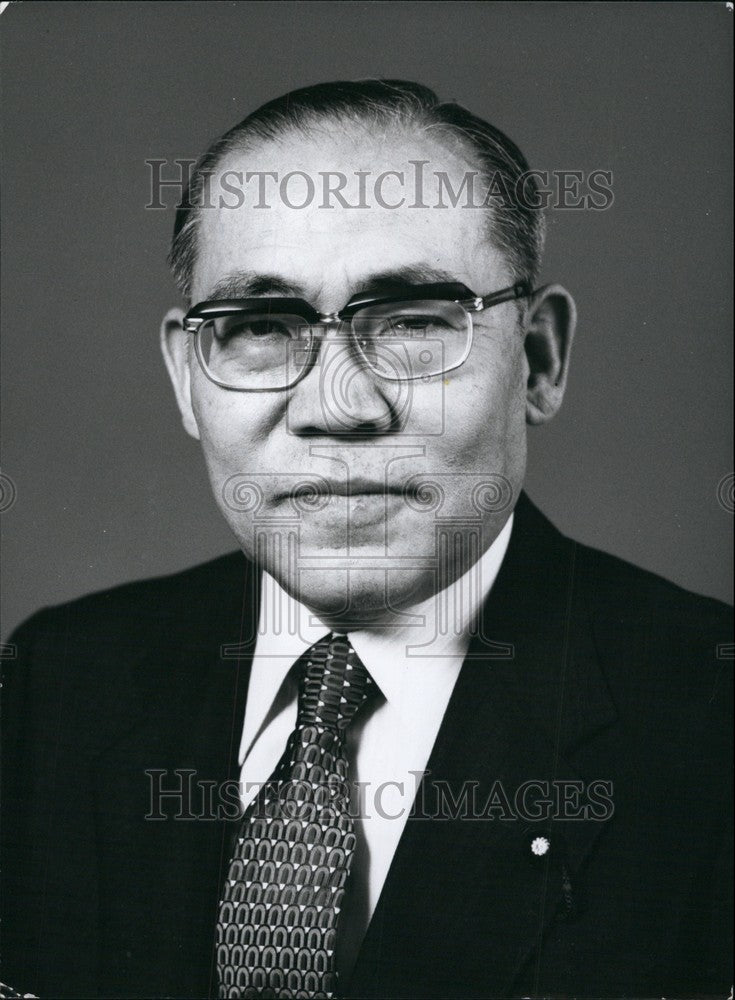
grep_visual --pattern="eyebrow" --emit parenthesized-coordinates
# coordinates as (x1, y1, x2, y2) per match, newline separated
(205, 264, 461, 302)
(358, 265, 459, 294)
(207, 272, 308, 299)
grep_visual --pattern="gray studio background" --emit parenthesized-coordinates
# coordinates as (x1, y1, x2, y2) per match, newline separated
(1, 1, 732, 637)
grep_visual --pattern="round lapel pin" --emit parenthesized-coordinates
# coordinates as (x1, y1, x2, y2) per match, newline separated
(531, 836, 550, 856)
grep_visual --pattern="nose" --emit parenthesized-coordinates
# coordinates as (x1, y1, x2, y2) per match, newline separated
(286, 323, 399, 437)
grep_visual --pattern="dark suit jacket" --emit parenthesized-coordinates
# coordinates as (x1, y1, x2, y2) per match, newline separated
(2, 493, 732, 998)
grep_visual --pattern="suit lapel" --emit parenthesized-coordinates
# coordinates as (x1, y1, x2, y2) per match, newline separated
(91, 552, 262, 998)
(347, 493, 617, 998)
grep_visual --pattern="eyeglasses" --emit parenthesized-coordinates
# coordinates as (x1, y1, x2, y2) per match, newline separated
(182, 280, 531, 391)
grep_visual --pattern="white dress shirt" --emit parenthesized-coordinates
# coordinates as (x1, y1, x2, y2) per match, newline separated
(237, 512, 514, 980)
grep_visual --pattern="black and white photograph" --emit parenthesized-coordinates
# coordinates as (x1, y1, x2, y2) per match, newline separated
(1, 3, 732, 998)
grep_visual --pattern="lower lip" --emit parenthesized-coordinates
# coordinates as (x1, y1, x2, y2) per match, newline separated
(319, 491, 405, 527)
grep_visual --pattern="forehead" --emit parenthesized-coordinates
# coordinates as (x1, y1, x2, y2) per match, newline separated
(193, 123, 509, 307)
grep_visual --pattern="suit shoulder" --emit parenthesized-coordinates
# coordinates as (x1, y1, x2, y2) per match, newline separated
(8, 550, 252, 648)
(519, 492, 731, 637)
(569, 539, 732, 730)
(3, 552, 255, 741)
(572, 537, 732, 636)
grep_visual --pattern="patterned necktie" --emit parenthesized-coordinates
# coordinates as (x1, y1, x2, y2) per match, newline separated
(216, 632, 375, 999)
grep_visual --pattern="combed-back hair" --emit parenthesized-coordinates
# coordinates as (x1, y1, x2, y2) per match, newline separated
(168, 79, 545, 303)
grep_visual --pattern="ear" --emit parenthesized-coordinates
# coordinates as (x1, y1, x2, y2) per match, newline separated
(160, 307, 200, 440)
(522, 284, 577, 425)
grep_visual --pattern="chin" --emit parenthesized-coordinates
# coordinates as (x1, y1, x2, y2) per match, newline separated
(294, 568, 433, 627)
(226, 505, 437, 573)
(273, 563, 436, 628)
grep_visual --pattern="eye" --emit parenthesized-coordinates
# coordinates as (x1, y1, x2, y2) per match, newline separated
(215, 317, 294, 342)
(374, 314, 457, 339)
(392, 315, 445, 333)
(247, 319, 292, 338)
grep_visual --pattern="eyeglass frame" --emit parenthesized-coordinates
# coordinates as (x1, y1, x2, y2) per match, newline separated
(182, 279, 532, 392)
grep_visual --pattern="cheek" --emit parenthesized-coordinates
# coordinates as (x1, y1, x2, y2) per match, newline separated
(431, 338, 527, 466)
(191, 374, 286, 470)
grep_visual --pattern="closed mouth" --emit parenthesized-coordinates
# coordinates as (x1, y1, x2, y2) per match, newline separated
(275, 478, 416, 501)
(325, 480, 401, 497)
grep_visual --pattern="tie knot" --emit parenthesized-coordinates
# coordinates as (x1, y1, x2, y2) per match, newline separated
(297, 632, 374, 733)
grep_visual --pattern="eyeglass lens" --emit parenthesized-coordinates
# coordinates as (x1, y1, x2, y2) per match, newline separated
(195, 300, 470, 389)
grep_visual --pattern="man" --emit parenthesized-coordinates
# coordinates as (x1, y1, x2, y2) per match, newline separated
(1, 80, 731, 999)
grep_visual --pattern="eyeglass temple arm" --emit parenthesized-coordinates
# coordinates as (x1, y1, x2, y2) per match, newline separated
(472, 280, 532, 312)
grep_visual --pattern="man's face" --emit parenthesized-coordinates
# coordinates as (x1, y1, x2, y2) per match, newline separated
(174, 124, 530, 624)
